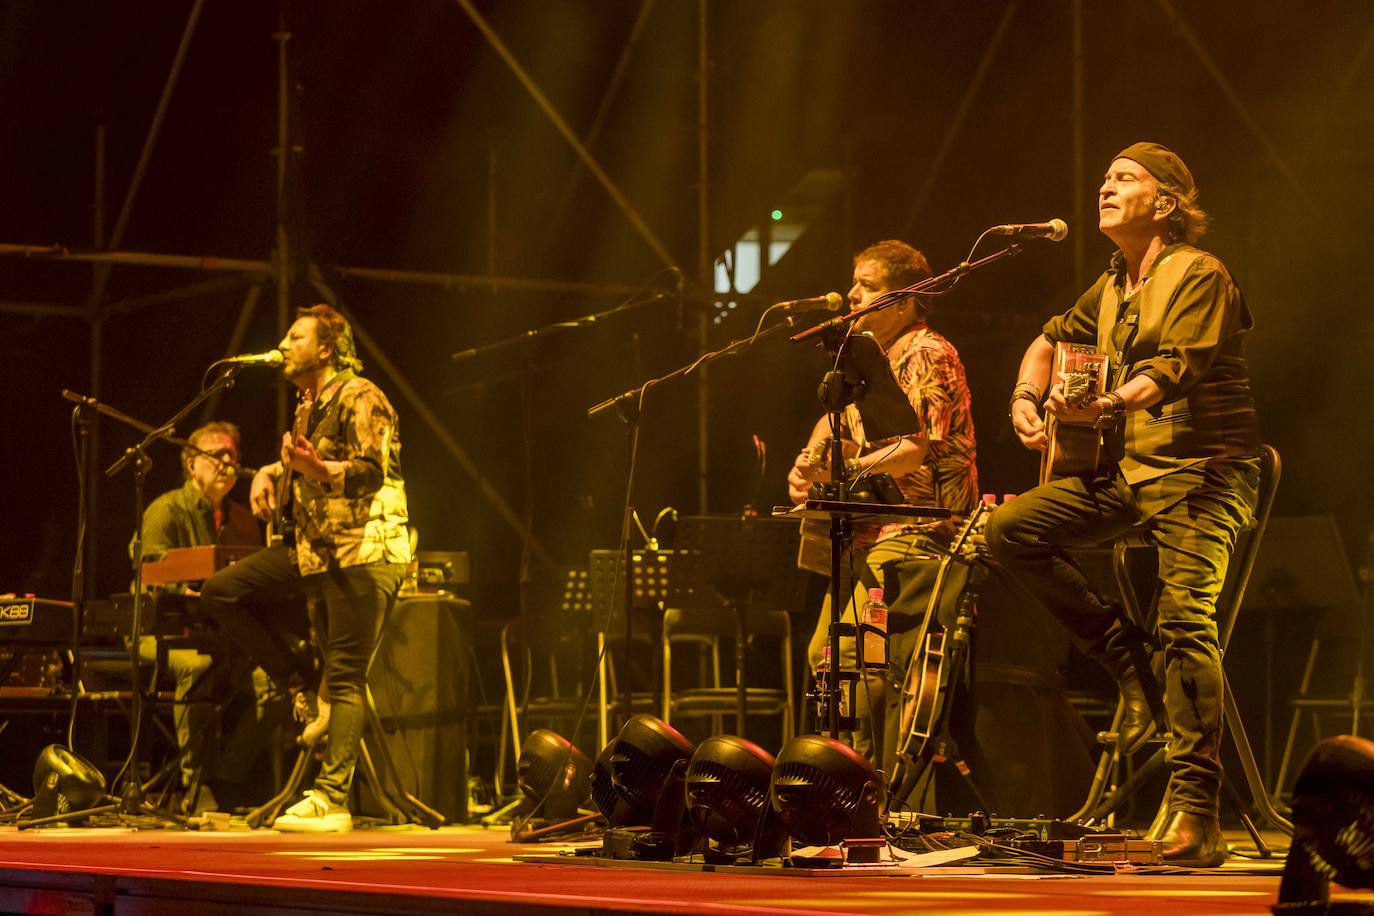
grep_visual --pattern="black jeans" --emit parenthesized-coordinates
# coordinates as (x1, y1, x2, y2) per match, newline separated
(983, 457, 1258, 816)
(200, 546, 405, 807)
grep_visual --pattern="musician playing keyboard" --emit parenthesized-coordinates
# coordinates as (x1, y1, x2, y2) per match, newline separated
(134, 421, 262, 813)
(786, 240, 979, 778)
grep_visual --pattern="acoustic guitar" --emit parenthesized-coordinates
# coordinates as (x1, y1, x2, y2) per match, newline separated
(795, 437, 848, 575)
(1039, 341, 1111, 483)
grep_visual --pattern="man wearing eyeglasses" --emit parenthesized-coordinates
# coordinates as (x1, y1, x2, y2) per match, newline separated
(135, 420, 261, 811)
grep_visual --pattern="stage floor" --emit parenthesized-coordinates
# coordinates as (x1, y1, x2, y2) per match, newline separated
(0, 823, 1367, 915)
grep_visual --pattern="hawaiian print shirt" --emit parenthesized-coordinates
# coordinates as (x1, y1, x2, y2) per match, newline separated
(843, 325, 979, 547)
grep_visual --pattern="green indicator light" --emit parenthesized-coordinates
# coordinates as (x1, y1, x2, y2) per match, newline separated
(770, 209, 783, 221)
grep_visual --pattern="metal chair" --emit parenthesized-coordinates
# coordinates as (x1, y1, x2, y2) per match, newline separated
(659, 605, 794, 745)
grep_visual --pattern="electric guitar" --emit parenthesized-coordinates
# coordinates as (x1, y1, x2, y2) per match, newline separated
(1039, 341, 1111, 483)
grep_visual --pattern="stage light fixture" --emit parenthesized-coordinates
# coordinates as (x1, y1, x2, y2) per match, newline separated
(587, 715, 698, 860)
(516, 729, 593, 821)
(30, 745, 106, 820)
(605, 714, 696, 824)
(590, 738, 636, 826)
(769, 734, 885, 863)
(684, 735, 786, 863)
(1275, 734, 1374, 911)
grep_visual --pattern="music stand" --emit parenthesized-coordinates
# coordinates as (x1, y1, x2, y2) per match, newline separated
(1243, 515, 1367, 791)
(589, 548, 672, 730)
(671, 516, 806, 737)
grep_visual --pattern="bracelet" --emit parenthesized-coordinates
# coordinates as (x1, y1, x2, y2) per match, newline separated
(1008, 382, 1042, 417)
(1094, 390, 1127, 428)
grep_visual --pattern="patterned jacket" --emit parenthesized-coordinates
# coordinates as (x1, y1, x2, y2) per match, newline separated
(265, 371, 411, 576)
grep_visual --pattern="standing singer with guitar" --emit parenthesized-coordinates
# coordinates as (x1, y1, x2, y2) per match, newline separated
(788, 240, 979, 777)
(985, 143, 1262, 866)
(200, 303, 411, 833)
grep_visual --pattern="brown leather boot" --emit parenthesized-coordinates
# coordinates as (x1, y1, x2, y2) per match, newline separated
(1159, 810, 1227, 867)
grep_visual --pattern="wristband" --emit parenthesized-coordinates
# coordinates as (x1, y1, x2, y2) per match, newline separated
(1008, 381, 1042, 417)
(1094, 390, 1127, 428)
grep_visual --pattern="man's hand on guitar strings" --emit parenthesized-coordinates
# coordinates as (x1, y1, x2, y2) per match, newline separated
(282, 433, 329, 481)
(1044, 381, 1105, 426)
(1010, 398, 1048, 451)
(250, 468, 277, 521)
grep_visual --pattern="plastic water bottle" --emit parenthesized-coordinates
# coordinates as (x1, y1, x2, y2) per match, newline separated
(860, 587, 889, 670)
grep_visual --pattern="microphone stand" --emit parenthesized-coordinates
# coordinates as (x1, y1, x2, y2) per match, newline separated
(588, 315, 803, 731)
(790, 242, 1025, 346)
(790, 240, 1025, 740)
(30, 369, 248, 828)
(453, 283, 675, 752)
(450, 291, 675, 364)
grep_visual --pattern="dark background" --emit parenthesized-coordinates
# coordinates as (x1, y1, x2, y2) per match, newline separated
(1, 2, 1370, 781)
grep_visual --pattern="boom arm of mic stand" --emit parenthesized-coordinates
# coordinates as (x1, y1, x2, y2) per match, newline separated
(62, 389, 259, 479)
(101, 365, 244, 479)
(587, 314, 798, 420)
(790, 243, 1024, 346)
(452, 290, 674, 363)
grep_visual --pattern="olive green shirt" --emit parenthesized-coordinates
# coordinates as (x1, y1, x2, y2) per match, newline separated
(1043, 243, 1262, 506)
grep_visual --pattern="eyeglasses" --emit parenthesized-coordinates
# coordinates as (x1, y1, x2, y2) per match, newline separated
(199, 448, 239, 464)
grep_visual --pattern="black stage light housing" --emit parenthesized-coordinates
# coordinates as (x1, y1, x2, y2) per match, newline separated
(30, 745, 106, 820)
(516, 729, 593, 820)
(1275, 734, 1374, 912)
(685, 735, 787, 863)
(769, 735, 885, 851)
(588, 715, 697, 860)
(605, 714, 696, 824)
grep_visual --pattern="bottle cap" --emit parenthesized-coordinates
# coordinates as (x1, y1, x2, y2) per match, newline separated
(867, 587, 884, 602)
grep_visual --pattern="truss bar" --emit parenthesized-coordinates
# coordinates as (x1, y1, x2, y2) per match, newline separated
(0, 244, 273, 274)
(695, 0, 709, 512)
(1299, 20, 1374, 164)
(89, 0, 207, 309)
(332, 264, 641, 296)
(1072, 0, 1086, 292)
(0, 300, 87, 318)
(308, 272, 555, 568)
(900, 1, 1019, 239)
(0, 242, 656, 298)
(453, 0, 682, 274)
(544, 0, 657, 256)
(1156, 0, 1315, 211)
(104, 276, 247, 317)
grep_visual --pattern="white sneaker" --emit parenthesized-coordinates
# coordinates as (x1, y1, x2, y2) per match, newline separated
(272, 789, 352, 833)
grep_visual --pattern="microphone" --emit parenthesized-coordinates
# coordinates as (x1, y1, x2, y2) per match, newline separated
(220, 348, 285, 367)
(989, 219, 1068, 241)
(775, 292, 844, 313)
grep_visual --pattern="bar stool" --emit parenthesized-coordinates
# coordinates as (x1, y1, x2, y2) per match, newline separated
(246, 596, 446, 829)
(1070, 445, 1290, 843)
